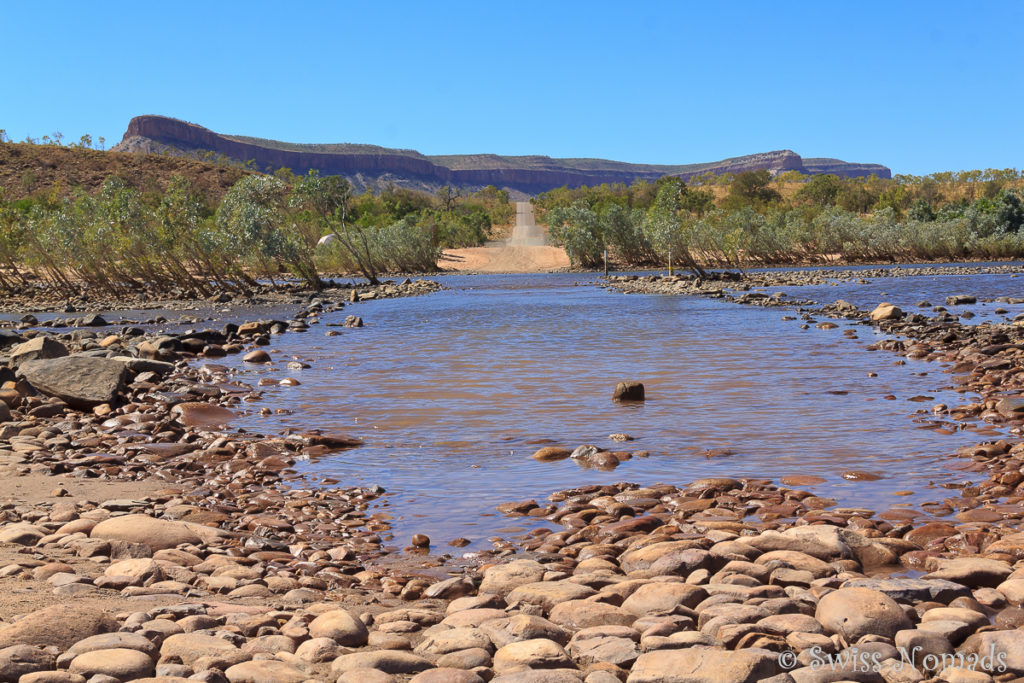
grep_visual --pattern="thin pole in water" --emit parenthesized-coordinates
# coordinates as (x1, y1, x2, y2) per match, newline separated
(603, 250, 608, 276)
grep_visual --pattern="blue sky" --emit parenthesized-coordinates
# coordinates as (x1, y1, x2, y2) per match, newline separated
(2, 1, 1021, 175)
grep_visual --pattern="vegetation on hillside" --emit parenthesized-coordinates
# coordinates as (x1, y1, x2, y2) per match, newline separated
(536, 169, 1024, 271)
(0, 138, 247, 202)
(0, 138, 513, 295)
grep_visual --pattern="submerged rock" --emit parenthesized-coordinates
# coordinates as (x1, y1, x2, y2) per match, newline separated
(613, 381, 645, 401)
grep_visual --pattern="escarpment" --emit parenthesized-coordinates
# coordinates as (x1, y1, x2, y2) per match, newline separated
(114, 115, 892, 194)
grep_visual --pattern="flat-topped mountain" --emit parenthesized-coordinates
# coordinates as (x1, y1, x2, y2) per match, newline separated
(113, 115, 891, 195)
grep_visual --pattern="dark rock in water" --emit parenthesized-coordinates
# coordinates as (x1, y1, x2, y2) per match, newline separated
(77, 313, 108, 327)
(533, 447, 572, 462)
(243, 349, 271, 363)
(18, 356, 129, 408)
(613, 381, 645, 401)
(304, 433, 363, 449)
(946, 295, 976, 305)
(20, 314, 38, 325)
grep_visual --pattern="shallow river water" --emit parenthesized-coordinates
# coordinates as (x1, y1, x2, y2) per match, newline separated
(186, 268, 1024, 550)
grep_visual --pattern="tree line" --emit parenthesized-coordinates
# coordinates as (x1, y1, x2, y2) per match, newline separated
(536, 170, 1024, 271)
(0, 170, 512, 296)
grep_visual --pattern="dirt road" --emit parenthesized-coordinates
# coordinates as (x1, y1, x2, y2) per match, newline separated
(441, 202, 570, 272)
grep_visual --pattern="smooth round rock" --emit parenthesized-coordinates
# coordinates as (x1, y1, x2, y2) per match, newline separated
(90, 514, 200, 551)
(308, 609, 369, 646)
(224, 659, 307, 683)
(816, 587, 912, 641)
(68, 648, 155, 681)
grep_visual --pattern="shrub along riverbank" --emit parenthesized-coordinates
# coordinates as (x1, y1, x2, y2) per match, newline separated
(537, 171, 1024, 272)
(0, 168, 512, 296)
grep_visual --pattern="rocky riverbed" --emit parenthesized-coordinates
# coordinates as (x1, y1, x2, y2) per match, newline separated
(0, 277, 442, 315)
(1, 270, 1024, 682)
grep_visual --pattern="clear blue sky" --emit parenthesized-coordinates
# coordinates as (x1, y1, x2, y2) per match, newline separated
(2, 0, 1021, 175)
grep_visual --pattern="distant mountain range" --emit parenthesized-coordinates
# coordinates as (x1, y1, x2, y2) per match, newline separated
(113, 115, 891, 196)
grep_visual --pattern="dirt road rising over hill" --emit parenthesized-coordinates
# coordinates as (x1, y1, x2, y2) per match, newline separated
(441, 202, 570, 273)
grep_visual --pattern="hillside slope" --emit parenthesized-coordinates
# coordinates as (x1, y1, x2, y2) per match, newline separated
(0, 142, 246, 202)
(113, 116, 891, 195)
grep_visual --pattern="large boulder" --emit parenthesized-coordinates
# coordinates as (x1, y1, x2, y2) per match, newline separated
(506, 581, 597, 612)
(621, 582, 707, 616)
(68, 648, 155, 681)
(90, 514, 201, 551)
(870, 303, 904, 321)
(744, 525, 852, 561)
(0, 605, 116, 651)
(224, 659, 309, 683)
(0, 644, 55, 682)
(18, 356, 129, 408)
(959, 630, 1024, 675)
(308, 609, 368, 646)
(815, 587, 912, 641)
(480, 560, 546, 596)
(492, 638, 574, 674)
(160, 633, 246, 668)
(923, 557, 1013, 588)
(628, 648, 779, 682)
(331, 651, 434, 676)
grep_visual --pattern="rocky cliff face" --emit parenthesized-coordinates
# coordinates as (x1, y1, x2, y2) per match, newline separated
(113, 116, 891, 194)
(801, 158, 891, 179)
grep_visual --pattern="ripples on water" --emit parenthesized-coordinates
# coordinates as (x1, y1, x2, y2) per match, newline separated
(208, 270, 1016, 547)
(7, 266, 1020, 548)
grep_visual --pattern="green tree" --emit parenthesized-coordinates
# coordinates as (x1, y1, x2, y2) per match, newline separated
(723, 170, 782, 210)
(795, 174, 843, 207)
(642, 179, 706, 276)
(995, 190, 1024, 233)
(216, 175, 314, 286)
(545, 202, 605, 268)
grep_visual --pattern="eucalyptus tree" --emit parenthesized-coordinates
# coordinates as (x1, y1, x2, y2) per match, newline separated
(216, 174, 312, 287)
(642, 179, 706, 276)
(545, 201, 605, 268)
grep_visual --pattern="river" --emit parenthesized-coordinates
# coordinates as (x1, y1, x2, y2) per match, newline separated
(189, 268, 1024, 551)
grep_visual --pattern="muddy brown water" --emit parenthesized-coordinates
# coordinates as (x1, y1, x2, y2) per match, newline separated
(7, 266, 1024, 552)
(196, 270, 1024, 551)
